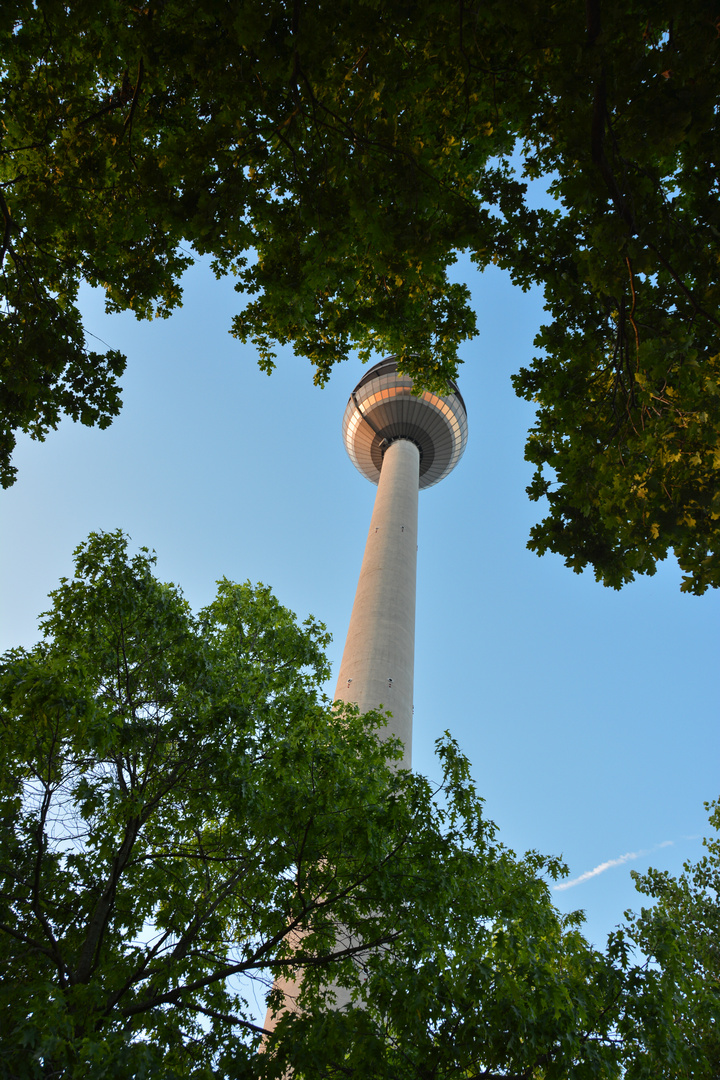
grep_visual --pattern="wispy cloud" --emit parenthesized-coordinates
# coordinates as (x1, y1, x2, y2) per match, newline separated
(553, 840, 674, 891)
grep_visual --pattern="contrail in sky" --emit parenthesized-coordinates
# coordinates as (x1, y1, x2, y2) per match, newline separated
(553, 840, 674, 891)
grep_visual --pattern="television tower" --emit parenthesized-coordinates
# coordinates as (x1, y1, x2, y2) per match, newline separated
(333, 356, 468, 765)
(264, 358, 467, 1033)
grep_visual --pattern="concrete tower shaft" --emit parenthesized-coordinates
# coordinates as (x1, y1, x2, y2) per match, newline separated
(334, 438, 419, 766)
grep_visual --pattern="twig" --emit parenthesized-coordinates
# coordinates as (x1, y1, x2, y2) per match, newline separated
(122, 57, 145, 139)
(646, 239, 720, 329)
(0, 187, 12, 271)
(625, 256, 640, 367)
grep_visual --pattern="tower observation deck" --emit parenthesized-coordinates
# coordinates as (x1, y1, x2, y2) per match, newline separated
(341, 357, 468, 489)
(334, 358, 468, 766)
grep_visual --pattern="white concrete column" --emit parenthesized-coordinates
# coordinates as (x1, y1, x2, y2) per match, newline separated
(334, 438, 420, 768)
(263, 439, 420, 1036)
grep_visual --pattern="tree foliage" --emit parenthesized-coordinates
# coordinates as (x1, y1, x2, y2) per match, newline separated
(0, 531, 717, 1078)
(0, 529, 409, 1076)
(620, 801, 720, 1079)
(1, 1, 719, 590)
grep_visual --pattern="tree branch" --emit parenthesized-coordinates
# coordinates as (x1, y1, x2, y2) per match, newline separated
(73, 816, 140, 983)
(0, 187, 13, 272)
(625, 256, 639, 367)
(76, 70, 133, 129)
(29, 726, 68, 982)
(122, 57, 145, 139)
(119, 929, 398, 1021)
(0, 920, 62, 966)
(184, 1002, 269, 1036)
(645, 240, 720, 330)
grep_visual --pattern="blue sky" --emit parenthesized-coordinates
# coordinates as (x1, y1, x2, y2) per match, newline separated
(1, 252, 717, 951)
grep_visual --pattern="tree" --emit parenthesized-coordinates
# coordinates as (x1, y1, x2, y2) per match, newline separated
(5, 528, 705, 1079)
(2, 2, 719, 592)
(0, 529, 417, 1076)
(617, 801, 720, 1079)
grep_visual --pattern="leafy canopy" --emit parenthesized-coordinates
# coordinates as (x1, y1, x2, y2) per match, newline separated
(1, 531, 718, 1078)
(2, 2, 719, 590)
(619, 801, 720, 1080)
